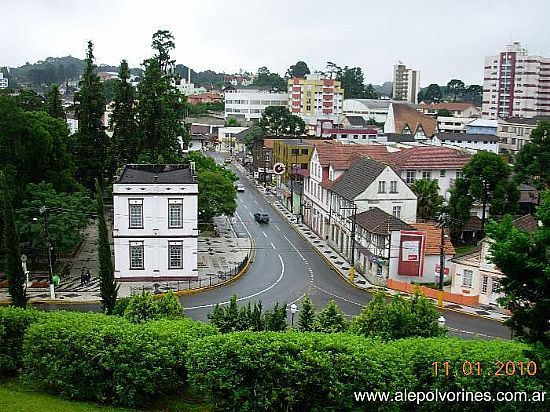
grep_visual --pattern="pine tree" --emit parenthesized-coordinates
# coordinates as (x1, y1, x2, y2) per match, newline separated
(313, 300, 347, 333)
(73, 41, 108, 190)
(298, 296, 315, 332)
(45, 84, 65, 120)
(108, 60, 139, 175)
(0, 172, 27, 308)
(95, 180, 117, 314)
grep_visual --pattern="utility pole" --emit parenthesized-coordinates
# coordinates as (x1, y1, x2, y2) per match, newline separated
(437, 213, 447, 306)
(481, 179, 489, 233)
(349, 203, 357, 282)
(39, 206, 55, 299)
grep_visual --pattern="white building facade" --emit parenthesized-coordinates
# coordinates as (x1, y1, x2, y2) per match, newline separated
(224, 88, 288, 122)
(0, 73, 8, 89)
(431, 132, 499, 154)
(113, 164, 198, 281)
(392, 62, 420, 104)
(482, 42, 550, 119)
(342, 99, 391, 123)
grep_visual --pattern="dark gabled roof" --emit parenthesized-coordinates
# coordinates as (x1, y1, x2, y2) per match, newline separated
(436, 132, 499, 143)
(512, 215, 538, 233)
(383, 133, 416, 143)
(345, 115, 368, 127)
(117, 164, 196, 184)
(354, 207, 413, 235)
(331, 157, 386, 200)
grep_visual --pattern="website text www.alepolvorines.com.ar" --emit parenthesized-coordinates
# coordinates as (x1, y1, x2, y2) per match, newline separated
(354, 389, 547, 404)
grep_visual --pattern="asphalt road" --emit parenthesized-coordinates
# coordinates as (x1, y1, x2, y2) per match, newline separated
(31, 155, 512, 341)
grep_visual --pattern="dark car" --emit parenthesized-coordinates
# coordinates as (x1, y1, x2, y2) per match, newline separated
(254, 212, 269, 223)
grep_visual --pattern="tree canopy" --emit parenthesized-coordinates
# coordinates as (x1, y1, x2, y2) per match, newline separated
(259, 106, 305, 137)
(487, 191, 550, 345)
(411, 179, 443, 221)
(446, 79, 466, 101)
(45, 85, 65, 120)
(253, 67, 286, 92)
(286, 61, 310, 79)
(514, 121, 550, 191)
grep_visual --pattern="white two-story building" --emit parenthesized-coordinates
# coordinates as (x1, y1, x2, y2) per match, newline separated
(113, 164, 199, 281)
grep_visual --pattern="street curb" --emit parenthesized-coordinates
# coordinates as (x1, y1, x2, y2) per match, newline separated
(271, 204, 507, 324)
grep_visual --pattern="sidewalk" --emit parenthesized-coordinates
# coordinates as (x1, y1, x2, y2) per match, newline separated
(236, 161, 510, 324)
(0, 216, 252, 304)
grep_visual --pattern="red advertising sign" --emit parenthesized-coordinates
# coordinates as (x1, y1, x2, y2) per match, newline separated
(435, 265, 449, 276)
(397, 231, 427, 277)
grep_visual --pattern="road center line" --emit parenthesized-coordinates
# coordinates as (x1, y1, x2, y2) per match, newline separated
(235, 211, 252, 238)
(283, 234, 306, 260)
(274, 224, 281, 231)
(312, 284, 365, 307)
(243, 204, 248, 210)
(184, 254, 285, 310)
(262, 231, 268, 238)
(270, 242, 276, 249)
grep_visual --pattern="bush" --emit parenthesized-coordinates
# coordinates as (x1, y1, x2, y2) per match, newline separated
(22, 311, 216, 407)
(156, 291, 184, 319)
(187, 333, 548, 411)
(0, 307, 44, 375)
(111, 296, 131, 317)
(122, 291, 184, 323)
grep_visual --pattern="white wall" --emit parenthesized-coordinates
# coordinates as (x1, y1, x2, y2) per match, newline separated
(224, 89, 287, 121)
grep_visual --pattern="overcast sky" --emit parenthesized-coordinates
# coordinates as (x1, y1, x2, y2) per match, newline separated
(2, 0, 550, 86)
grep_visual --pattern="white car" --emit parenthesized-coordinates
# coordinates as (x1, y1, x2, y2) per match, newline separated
(236, 184, 245, 192)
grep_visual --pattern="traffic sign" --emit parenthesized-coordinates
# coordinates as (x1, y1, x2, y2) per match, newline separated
(273, 162, 286, 175)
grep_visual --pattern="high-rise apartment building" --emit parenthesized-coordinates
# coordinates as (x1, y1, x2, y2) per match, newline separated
(288, 74, 344, 128)
(0, 73, 8, 89)
(482, 42, 550, 119)
(392, 62, 420, 104)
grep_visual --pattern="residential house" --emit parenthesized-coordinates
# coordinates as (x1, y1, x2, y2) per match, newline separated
(303, 142, 392, 239)
(225, 87, 287, 122)
(327, 156, 417, 268)
(315, 119, 378, 143)
(342, 99, 391, 123)
(217, 126, 249, 153)
(187, 92, 223, 105)
(430, 132, 499, 154)
(410, 223, 455, 284)
(186, 116, 224, 151)
(498, 116, 549, 156)
(384, 102, 437, 140)
(113, 164, 198, 281)
(288, 73, 344, 130)
(451, 215, 537, 307)
(465, 119, 498, 135)
(418, 102, 481, 133)
(252, 138, 276, 184)
(387, 146, 472, 196)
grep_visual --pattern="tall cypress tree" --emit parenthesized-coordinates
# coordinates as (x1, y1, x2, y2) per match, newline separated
(298, 296, 316, 331)
(73, 41, 108, 190)
(0, 172, 27, 308)
(45, 84, 65, 121)
(108, 60, 139, 175)
(95, 180, 117, 314)
(137, 30, 188, 162)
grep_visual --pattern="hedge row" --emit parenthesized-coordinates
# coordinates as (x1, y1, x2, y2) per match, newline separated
(22, 311, 217, 407)
(187, 332, 549, 411)
(0, 307, 45, 375)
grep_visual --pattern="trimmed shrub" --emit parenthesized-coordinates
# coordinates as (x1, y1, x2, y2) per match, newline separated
(187, 333, 549, 411)
(22, 312, 217, 407)
(122, 291, 184, 323)
(111, 296, 131, 317)
(0, 307, 45, 375)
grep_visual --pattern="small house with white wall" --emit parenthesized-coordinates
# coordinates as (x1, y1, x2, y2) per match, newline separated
(113, 164, 198, 281)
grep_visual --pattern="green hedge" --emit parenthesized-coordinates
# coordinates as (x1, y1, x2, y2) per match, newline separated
(0, 307, 45, 375)
(187, 333, 549, 411)
(22, 312, 217, 407)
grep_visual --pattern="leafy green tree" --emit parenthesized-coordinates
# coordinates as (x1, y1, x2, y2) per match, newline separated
(313, 300, 347, 333)
(339, 67, 368, 99)
(108, 60, 139, 175)
(437, 109, 452, 117)
(298, 296, 315, 332)
(243, 125, 264, 152)
(259, 106, 305, 137)
(16, 182, 93, 255)
(137, 31, 187, 162)
(123, 292, 159, 323)
(364, 83, 379, 99)
(406, 290, 446, 338)
(156, 290, 184, 319)
(263, 302, 288, 331)
(514, 121, 550, 191)
(448, 152, 519, 229)
(254, 67, 286, 91)
(324, 61, 343, 79)
(72, 41, 109, 190)
(15, 90, 45, 112)
(0, 172, 27, 308)
(95, 180, 117, 314)
(45, 85, 65, 120)
(446, 79, 465, 101)
(423, 84, 443, 103)
(285, 61, 310, 79)
(487, 192, 550, 346)
(349, 293, 391, 339)
(207, 295, 241, 332)
(446, 177, 473, 234)
(101, 78, 118, 102)
(411, 179, 443, 220)
(224, 118, 241, 127)
(463, 84, 483, 105)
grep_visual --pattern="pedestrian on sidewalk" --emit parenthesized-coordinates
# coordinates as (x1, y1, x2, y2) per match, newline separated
(80, 268, 85, 286)
(85, 269, 91, 285)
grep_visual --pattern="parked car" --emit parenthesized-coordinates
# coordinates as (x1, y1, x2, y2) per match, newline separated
(235, 184, 245, 192)
(254, 212, 269, 223)
(224, 158, 232, 164)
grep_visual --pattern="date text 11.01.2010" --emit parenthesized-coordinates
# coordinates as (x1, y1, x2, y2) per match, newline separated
(432, 361, 538, 377)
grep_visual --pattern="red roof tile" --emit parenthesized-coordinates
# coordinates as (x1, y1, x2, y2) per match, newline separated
(388, 146, 471, 170)
(411, 223, 455, 255)
(314, 141, 391, 170)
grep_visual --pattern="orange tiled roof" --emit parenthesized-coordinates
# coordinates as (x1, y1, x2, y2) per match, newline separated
(314, 141, 390, 170)
(392, 103, 437, 137)
(412, 223, 455, 255)
(418, 102, 476, 112)
(388, 146, 471, 170)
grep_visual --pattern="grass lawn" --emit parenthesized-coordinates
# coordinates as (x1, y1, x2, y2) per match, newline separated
(0, 378, 211, 412)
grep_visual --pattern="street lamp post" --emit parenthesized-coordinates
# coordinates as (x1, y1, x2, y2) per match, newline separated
(290, 303, 298, 326)
(438, 316, 446, 328)
(34, 206, 55, 299)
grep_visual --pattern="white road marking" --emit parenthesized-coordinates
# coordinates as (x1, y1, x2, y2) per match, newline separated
(254, 199, 259, 206)
(270, 242, 276, 249)
(185, 254, 286, 310)
(249, 211, 253, 218)
(262, 231, 267, 238)
(243, 204, 248, 210)
(274, 224, 281, 231)
(235, 211, 252, 238)
(283, 234, 306, 261)
(312, 284, 365, 307)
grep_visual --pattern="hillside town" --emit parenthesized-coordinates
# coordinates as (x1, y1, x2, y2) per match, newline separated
(0, 3, 548, 410)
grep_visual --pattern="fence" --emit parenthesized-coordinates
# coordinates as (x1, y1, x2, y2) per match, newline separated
(129, 253, 250, 296)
